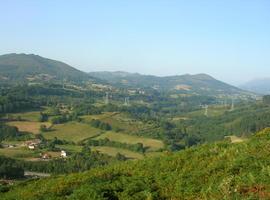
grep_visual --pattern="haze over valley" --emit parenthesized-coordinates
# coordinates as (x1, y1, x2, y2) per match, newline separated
(1, 1, 270, 199)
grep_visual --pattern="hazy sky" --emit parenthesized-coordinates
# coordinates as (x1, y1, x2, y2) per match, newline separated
(1, 0, 270, 85)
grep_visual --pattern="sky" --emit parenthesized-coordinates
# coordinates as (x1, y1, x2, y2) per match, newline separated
(0, 0, 270, 85)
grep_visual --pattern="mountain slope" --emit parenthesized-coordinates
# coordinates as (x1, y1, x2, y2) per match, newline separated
(89, 71, 251, 96)
(0, 53, 92, 83)
(2, 129, 270, 199)
(240, 78, 270, 94)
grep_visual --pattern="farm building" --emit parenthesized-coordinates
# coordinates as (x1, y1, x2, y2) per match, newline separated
(60, 150, 67, 158)
(41, 153, 51, 160)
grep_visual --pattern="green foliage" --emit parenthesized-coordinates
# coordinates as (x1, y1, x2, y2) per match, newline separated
(0, 53, 92, 83)
(39, 124, 50, 132)
(50, 114, 78, 124)
(87, 138, 146, 153)
(89, 71, 248, 96)
(21, 147, 116, 175)
(0, 123, 31, 142)
(3, 130, 270, 199)
(263, 95, 270, 105)
(90, 119, 112, 131)
(73, 103, 101, 115)
(38, 112, 48, 122)
(0, 156, 24, 179)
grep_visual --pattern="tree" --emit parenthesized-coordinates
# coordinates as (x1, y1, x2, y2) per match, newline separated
(116, 153, 127, 161)
(263, 95, 270, 105)
(82, 145, 91, 155)
(40, 124, 48, 132)
(39, 112, 48, 122)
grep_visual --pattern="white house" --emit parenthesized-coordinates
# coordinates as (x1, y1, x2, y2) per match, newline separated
(60, 150, 67, 158)
(28, 145, 35, 150)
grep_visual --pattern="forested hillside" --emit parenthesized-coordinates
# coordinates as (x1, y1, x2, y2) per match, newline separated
(0, 54, 94, 83)
(89, 71, 253, 96)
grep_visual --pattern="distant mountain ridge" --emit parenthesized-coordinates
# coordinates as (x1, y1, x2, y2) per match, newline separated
(89, 71, 252, 96)
(0, 53, 255, 97)
(0, 53, 93, 83)
(240, 78, 270, 94)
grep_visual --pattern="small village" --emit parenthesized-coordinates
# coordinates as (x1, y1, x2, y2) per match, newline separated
(2, 139, 67, 161)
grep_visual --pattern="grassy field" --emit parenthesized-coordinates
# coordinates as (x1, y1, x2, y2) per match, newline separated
(7, 121, 51, 134)
(0, 146, 38, 159)
(95, 131, 164, 151)
(82, 112, 153, 134)
(56, 144, 83, 153)
(57, 144, 144, 159)
(8, 111, 41, 122)
(92, 146, 144, 159)
(43, 122, 102, 142)
(145, 151, 165, 158)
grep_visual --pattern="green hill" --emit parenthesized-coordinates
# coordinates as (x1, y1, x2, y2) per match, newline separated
(2, 128, 270, 199)
(89, 71, 252, 96)
(0, 53, 93, 83)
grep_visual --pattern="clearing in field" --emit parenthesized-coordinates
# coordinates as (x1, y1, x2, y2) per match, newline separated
(43, 122, 102, 142)
(225, 135, 246, 143)
(7, 121, 51, 134)
(95, 131, 164, 151)
(92, 146, 144, 159)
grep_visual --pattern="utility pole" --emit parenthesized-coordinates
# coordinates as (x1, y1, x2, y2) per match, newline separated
(124, 97, 129, 106)
(105, 92, 109, 104)
(230, 98, 234, 111)
(202, 105, 208, 117)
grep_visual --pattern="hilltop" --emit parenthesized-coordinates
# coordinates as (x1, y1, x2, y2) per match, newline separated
(2, 128, 270, 199)
(89, 71, 252, 96)
(0, 53, 254, 98)
(0, 53, 93, 83)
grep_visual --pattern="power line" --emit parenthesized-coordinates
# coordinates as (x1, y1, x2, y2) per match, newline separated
(105, 92, 109, 104)
(124, 97, 129, 106)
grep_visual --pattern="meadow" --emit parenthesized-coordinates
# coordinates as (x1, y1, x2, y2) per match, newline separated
(81, 112, 151, 134)
(0, 146, 38, 160)
(7, 111, 41, 122)
(43, 122, 103, 142)
(92, 146, 144, 159)
(7, 121, 51, 134)
(95, 131, 164, 151)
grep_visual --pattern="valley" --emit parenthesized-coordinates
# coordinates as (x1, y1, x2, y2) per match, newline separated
(1, 0, 270, 198)
(0, 54, 269, 199)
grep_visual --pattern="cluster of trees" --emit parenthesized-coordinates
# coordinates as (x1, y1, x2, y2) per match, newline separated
(263, 95, 270, 105)
(0, 95, 38, 114)
(86, 138, 146, 153)
(73, 103, 101, 115)
(157, 121, 201, 151)
(38, 112, 48, 122)
(0, 124, 31, 142)
(0, 156, 24, 179)
(22, 145, 117, 174)
(179, 102, 270, 143)
(90, 119, 112, 131)
(50, 113, 79, 124)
